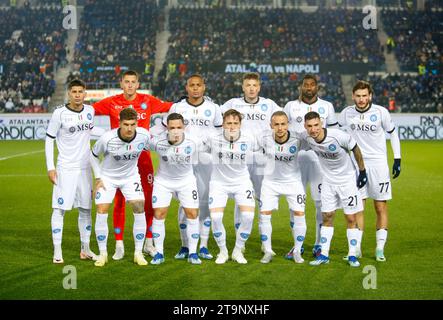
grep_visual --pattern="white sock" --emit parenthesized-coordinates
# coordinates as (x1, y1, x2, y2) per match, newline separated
(51, 209, 65, 257)
(347, 228, 360, 257)
(259, 214, 272, 253)
(186, 217, 200, 255)
(210, 211, 227, 252)
(293, 215, 307, 252)
(78, 207, 92, 246)
(95, 213, 108, 255)
(152, 218, 165, 255)
(199, 216, 211, 249)
(234, 204, 241, 230)
(178, 206, 188, 248)
(319, 226, 334, 257)
(314, 201, 323, 246)
(235, 211, 254, 249)
(133, 213, 147, 253)
(357, 229, 363, 254)
(376, 229, 388, 251)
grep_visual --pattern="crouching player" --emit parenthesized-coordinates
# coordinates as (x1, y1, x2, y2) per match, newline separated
(90, 108, 152, 267)
(259, 111, 307, 264)
(148, 113, 202, 265)
(301, 112, 367, 267)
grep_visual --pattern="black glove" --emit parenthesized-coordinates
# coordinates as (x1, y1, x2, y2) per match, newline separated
(392, 158, 401, 179)
(357, 169, 368, 189)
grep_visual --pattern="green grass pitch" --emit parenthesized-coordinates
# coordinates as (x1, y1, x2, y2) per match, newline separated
(0, 140, 442, 300)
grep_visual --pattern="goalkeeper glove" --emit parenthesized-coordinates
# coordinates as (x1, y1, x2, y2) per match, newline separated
(357, 169, 368, 189)
(392, 158, 401, 179)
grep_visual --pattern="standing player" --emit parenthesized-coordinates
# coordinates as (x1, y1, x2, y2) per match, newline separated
(259, 111, 307, 264)
(162, 74, 222, 261)
(206, 109, 259, 264)
(339, 80, 401, 262)
(149, 113, 202, 265)
(283, 74, 338, 259)
(93, 70, 173, 260)
(46, 79, 99, 263)
(301, 112, 367, 267)
(90, 108, 152, 267)
(221, 72, 281, 254)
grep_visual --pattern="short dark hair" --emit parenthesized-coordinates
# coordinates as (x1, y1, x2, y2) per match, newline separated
(167, 112, 184, 124)
(271, 110, 288, 122)
(187, 73, 205, 84)
(352, 80, 373, 95)
(243, 72, 260, 83)
(121, 70, 139, 81)
(304, 111, 320, 122)
(119, 108, 138, 121)
(68, 79, 86, 90)
(223, 109, 242, 123)
(302, 74, 318, 85)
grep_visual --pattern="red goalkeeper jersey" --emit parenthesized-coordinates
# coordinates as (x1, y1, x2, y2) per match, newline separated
(93, 93, 173, 129)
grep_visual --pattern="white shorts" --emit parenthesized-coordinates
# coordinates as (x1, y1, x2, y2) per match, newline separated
(152, 177, 199, 209)
(248, 163, 264, 200)
(52, 167, 92, 210)
(193, 161, 212, 217)
(209, 179, 255, 209)
(359, 161, 392, 201)
(299, 150, 323, 202)
(95, 174, 145, 205)
(321, 182, 363, 215)
(260, 180, 306, 212)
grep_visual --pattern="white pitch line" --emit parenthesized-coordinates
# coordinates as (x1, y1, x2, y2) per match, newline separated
(0, 150, 44, 161)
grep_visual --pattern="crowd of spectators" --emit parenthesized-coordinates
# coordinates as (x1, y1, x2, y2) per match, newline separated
(0, 4, 65, 113)
(382, 8, 442, 72)
(72, 0, 159, 89)
(356, 73, 443, 113)
(167, 7, 384, 68)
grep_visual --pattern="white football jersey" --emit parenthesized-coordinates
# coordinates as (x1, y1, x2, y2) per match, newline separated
(221, 97, 281, 137)
(339, 103, 396, 162)
(261, 130, 303, 183)
(163, 98, 222, 139)
(204, 131, 259, 185)
(284, 97, 338, 133)
(299, 128, 357, 186)
(148, 131, 199, 183)
(92, 127, 151, 180)
(46, 104, 95, 170)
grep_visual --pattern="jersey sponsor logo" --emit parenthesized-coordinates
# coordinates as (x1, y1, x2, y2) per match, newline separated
(318, 107, 325, 114)
(370, 114, 377, 122)
(137, 112, 147, 120)
(296, 116, 303, 123)
(69, 127, 76, 133)
(114, 105, 124, 110)
(240, 143, 247, 151)
(245, 113, 266, 121)
(187, 118, 211, 126)
(87, 113, 92, 120)
(261, 104, 268, 111)
(275, 155, 295, 162)
(141, 103, 147, 110)
(218, 152, 246, 160)
(70, 123, 94, 133)
(328, 144, 337, 151)
(57, 197, 64, 205)
(204, 109, 212, 117)
(352, 123, 377, 132)
(137, 143, 145, 150)
(316, 151, 338, 159)
(289, 145, 297, 154)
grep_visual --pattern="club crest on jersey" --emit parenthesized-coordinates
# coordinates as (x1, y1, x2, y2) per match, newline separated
(328, 144, 337, 151)
(185, 146, 192, 154)
(204, 109, 212, 117)
(141, 103, 147, 110)
(370, 114, 377, 122)
(261, 104, 268, 111)
(137, 143, 145, 150)
(318, 107, 325, 114)
(289, 145, 297, 154)
(87, 113, 92, 120)
(241, 143, 247, 151)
